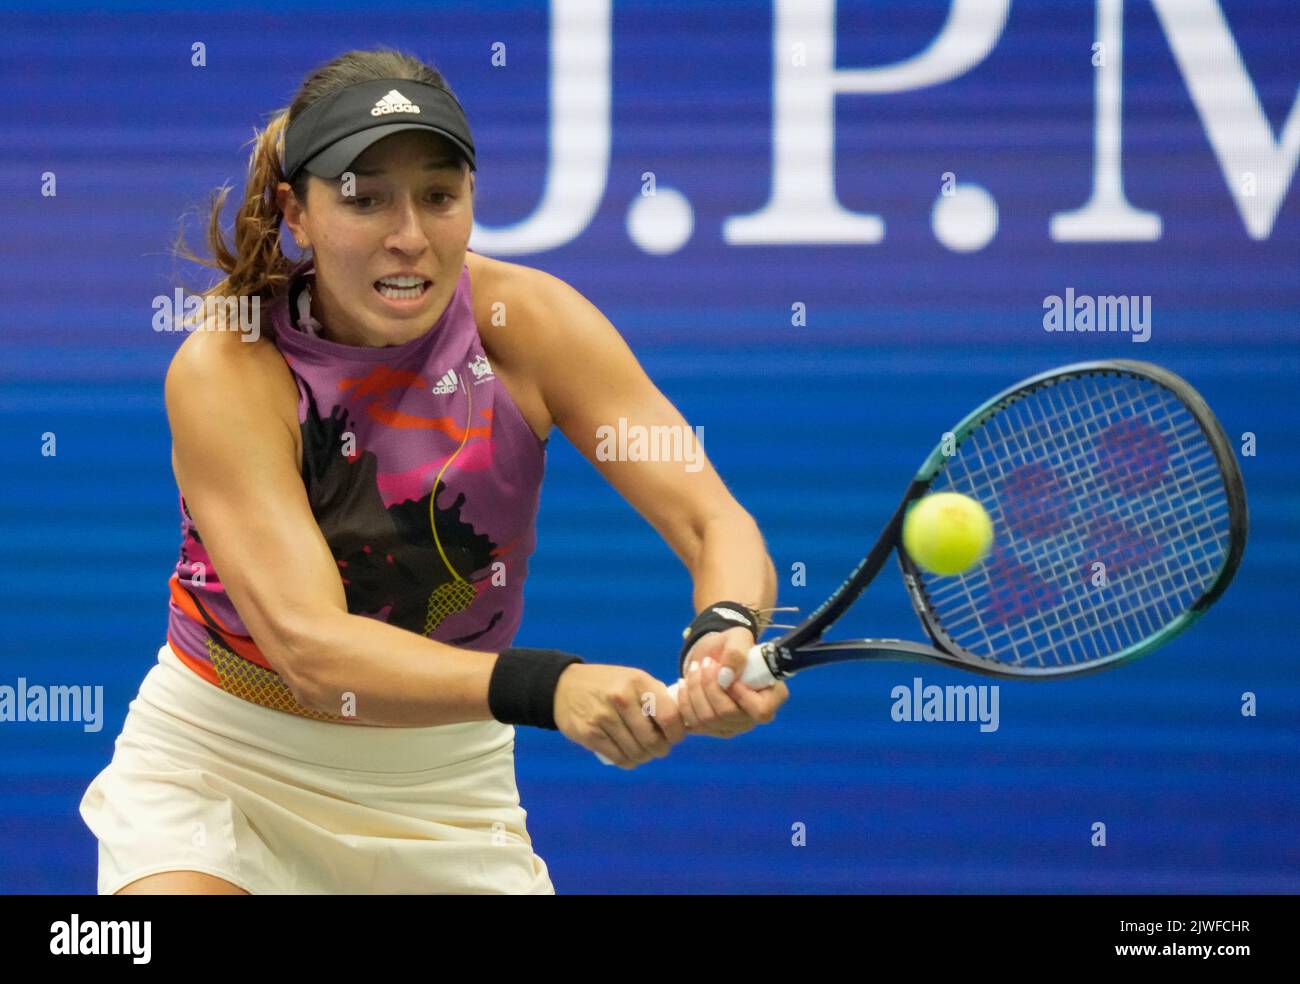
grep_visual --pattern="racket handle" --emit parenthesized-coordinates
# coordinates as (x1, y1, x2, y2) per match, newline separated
(595, 643, 777, 765)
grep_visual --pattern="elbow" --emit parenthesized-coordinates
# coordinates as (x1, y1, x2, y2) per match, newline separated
(695, 506, 760, 548)
(265, 611, 345, 713)
(733, 508, 774, 565)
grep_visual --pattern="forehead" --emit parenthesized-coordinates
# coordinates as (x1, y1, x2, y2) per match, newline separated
(350, 130, 465, 177)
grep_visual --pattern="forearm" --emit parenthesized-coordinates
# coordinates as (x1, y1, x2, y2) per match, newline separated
(287, 610, 500, 727)
(688, 511, 777, 629)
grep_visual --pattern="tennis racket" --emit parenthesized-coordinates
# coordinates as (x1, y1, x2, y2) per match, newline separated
(596, 359, 1246, 765)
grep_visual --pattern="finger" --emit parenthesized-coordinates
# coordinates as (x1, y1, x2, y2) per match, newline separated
(623, 686, 672, 758)
(677, 669, 700, 729)
(723, 678, 763, 716)
(683, 632, 723, 676)
(716, 637, 751, 678)
(647, 680, 687, 744)
(699, 658, 753, 734)
(699, 656, 743, 719)
(587, 728, 631, 768)
(602, 713, 650, 765)
(725, 679, 788, 723)
(685, 659, 715, 726)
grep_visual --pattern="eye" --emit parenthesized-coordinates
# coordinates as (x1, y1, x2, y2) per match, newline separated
(348, 196, 377, 208)
(430, 192, 454, 205)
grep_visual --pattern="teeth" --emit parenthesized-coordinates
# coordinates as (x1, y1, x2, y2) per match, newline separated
(377, 280, 426, 301)
(378, 276, 425, 287)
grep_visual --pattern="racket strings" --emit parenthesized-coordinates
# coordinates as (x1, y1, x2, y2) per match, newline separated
(998, 388, 1222, 660)
(920, 372, 1232, 670)
(967, 384, 1216, 660)
(940, 408, 1223, 638)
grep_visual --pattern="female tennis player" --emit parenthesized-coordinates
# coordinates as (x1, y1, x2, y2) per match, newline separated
(77, 47, 789, 894)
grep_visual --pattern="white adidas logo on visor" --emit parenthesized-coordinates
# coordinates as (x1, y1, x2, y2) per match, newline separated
(431, 369, 458, 395)
(371, 89, 421, 116)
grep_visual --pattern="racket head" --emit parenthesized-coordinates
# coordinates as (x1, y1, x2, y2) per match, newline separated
(897, 359, 1247, 678)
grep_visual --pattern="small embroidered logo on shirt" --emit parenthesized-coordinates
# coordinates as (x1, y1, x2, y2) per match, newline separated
(468, 353, 495, 384)
(431, 369, 459, 394)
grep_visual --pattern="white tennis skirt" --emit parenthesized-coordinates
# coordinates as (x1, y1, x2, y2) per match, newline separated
(79, 641, 555, 895)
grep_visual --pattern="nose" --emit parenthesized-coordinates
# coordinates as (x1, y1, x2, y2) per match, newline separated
(384, 194, 430, 254)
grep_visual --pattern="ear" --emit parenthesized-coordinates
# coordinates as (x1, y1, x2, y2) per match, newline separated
(275, 181, 295, 215)
(277, 182, 309, 249)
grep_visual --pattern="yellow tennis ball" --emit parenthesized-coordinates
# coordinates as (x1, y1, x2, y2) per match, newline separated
(902, 492, 994, 576)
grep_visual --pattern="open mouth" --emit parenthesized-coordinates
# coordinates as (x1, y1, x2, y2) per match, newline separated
(374, 279, 432, 301)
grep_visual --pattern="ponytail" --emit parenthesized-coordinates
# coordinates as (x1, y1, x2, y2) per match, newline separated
(170, 109, 305, 331)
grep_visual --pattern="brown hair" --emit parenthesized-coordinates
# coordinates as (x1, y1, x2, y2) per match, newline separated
(170, 47, 465, 328)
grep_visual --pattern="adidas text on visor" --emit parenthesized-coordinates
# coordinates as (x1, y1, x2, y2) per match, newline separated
(283, 78, 476, 183)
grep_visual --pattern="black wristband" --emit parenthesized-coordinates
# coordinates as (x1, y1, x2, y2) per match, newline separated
(488, 647, 585, 731)
(678, 602, 760, 677)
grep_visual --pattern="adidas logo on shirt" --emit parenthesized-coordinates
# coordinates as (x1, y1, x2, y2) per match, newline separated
(371, 89, 421, 116)
(431, 369, 458, 395)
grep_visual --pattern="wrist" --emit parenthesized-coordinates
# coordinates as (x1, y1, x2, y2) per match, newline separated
(678, 601, 760, 676)
(488, 647, 585, 730)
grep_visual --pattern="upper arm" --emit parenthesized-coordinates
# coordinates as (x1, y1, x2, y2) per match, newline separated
(519, 269, 748, 568)
(164, 331, 345, 695)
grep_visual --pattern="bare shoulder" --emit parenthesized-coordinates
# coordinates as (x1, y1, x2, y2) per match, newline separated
(164, 316, 300, 443)
(464, 252, 572, 443)
(463, 253, 594, 382)
(464, 251, 573, 352)
(464, 252, 649, 439)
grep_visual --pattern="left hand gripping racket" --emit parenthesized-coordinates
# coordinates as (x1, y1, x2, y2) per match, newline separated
(596, 359, 1247, 765)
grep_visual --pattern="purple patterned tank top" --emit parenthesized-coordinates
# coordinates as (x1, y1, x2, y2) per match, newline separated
(165, 254, 548, 721)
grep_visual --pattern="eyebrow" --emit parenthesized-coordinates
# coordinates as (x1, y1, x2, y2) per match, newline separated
(349, 158, 463, 177)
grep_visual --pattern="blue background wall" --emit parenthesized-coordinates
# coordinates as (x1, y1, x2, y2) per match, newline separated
(1, 0, 1296, 892)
